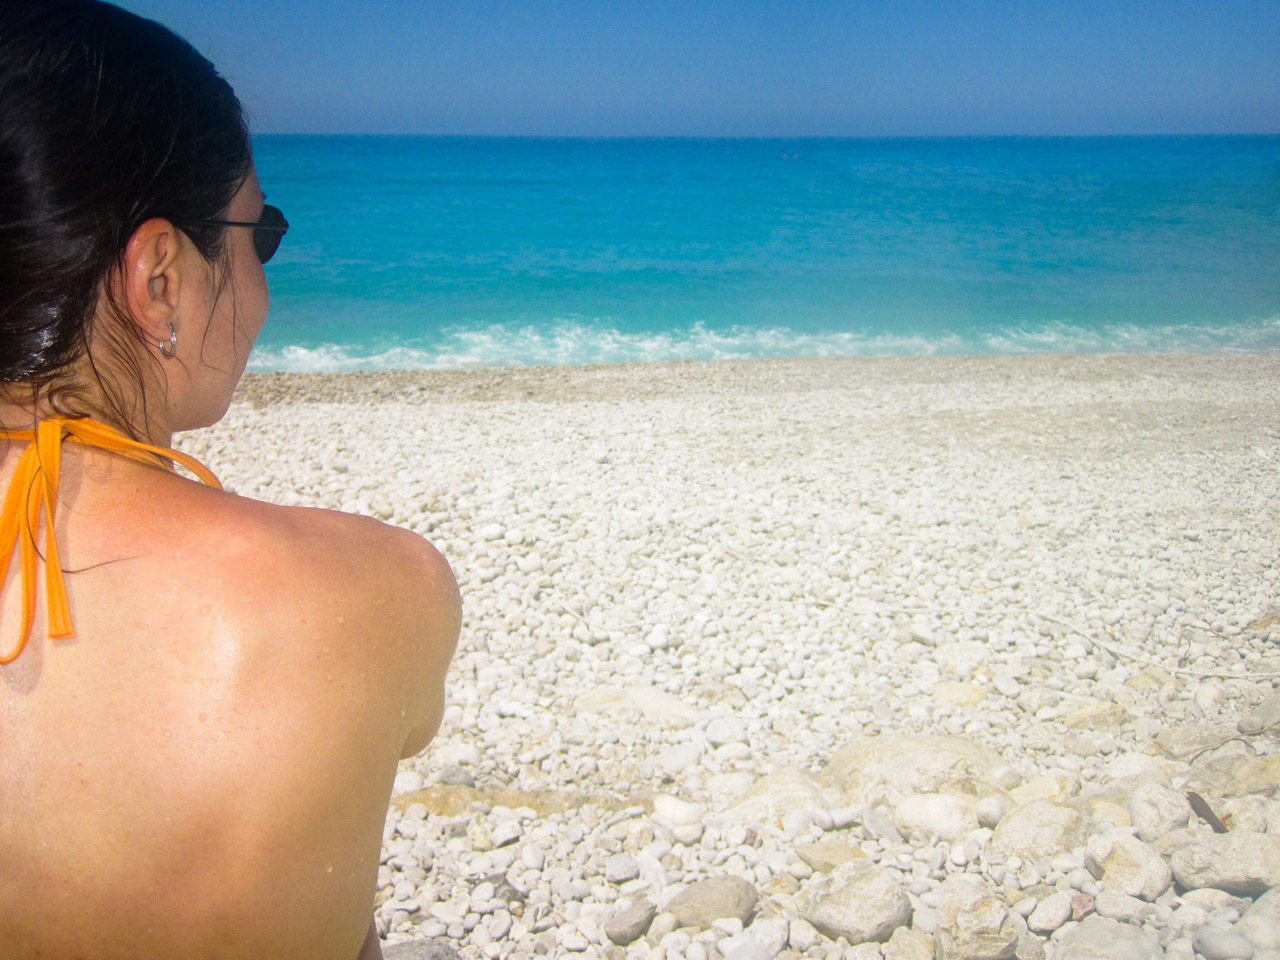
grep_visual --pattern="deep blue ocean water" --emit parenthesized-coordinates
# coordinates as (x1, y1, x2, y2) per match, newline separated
(249, 135, 1280, 371)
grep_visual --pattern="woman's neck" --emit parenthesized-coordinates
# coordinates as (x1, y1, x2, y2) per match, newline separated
(0, 350, 177, 446)
(0, 396, 171, 447)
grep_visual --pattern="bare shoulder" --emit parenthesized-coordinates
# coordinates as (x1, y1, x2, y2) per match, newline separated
(274, 501, 458, 613)
(175, 486, 461, 752)
(201, 491, 457, 627)
(270, 505, 462, 755)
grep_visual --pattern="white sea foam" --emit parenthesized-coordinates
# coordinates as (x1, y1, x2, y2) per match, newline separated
(247, 317, 1280, 373)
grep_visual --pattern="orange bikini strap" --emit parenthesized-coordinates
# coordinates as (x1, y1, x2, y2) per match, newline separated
(0, 417, 222, 664)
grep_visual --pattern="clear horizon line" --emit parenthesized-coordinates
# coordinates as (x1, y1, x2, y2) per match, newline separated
(253, 129, 1280, 140)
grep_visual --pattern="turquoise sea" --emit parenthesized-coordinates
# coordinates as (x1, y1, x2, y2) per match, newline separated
(250, 135, 1280, 371)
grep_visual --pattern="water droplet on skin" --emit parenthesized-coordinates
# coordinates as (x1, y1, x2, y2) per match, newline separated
(326, 864, 334, 874)
(200, 677, 213, 688)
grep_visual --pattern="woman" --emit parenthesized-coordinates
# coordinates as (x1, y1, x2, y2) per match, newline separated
(0, 3, 460, 959)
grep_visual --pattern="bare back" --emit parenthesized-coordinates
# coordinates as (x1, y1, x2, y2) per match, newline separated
(0, 442, 459, 960)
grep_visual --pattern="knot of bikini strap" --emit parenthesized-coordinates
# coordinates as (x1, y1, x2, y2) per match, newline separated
(0, 416, 221, 664)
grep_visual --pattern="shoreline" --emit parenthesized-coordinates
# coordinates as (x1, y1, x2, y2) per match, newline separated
(232, 351, 1280, 405)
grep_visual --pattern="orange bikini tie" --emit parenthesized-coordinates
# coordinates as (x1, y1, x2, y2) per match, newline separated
(0, 417, 222, 664)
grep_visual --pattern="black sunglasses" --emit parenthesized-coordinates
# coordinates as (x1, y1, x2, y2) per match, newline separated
(182, 203, 290, 264)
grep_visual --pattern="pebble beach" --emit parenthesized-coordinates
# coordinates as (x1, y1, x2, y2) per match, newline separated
(181, 353, 1280, 960)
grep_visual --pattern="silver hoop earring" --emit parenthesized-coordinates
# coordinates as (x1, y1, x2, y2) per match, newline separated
(160, 323, 177, 359)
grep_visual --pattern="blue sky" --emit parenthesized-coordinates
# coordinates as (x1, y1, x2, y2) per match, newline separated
(121, 0, 1279, 137)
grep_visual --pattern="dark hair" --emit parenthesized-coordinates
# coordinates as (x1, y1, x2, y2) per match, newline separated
(0, 0, 251, 425)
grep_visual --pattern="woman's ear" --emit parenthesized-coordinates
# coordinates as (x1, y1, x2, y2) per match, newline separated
(119, 218, 185, 345)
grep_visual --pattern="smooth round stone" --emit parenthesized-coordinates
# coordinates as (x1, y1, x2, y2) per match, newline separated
(1238, 903, 1280, 951)
(1067, 868, 1093, 889)
(604, 853, 641, 884)
(1193, 924, 1256, 960)
(657, 742, 703, 777)
(438, 764, 476, 787)
(560, 933, 589, 952)
(1028, 891, 1074, 934)
(706, 717, 749, 746)
(993, 675, 1022, 697)
(521, 845, 546, 870)
(672, 823, 705, 844)
(788, 918, 819, 952)
(393, 770, 424, 794)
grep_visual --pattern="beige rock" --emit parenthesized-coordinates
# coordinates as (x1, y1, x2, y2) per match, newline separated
(1128, 784, 1191, 842)
(1088, 754, 1185, 818)
(883, 925, 935, 960)
(934, 876, 1019, 960)
(934, 681, 987, 705)
(1219, 795, 1271, 833)
(1009, 772, 1079, 806)
(1084, 829, 1172, 901)
(797, 860, 912, 945)
(1237, 886, 1280, 950)
(1181, 889, 1252, 913)
(1094, 890, 1169, 926)
(796, 839, 865, 873)
(1054, 915, 1163, 959)
(604, 900, 656, 946)
(725, 766, 831, 826)
(1098, 753, 1181, 789)
(894, 793, 979, 843)
(1267, 799, 1280, 834)
(574, 687, 638, 717)
(1125, 665, 1179, 694)
(1148, 825, 1216, 859)
(1063, 703, 1130, 733)
(825, 734, 1010, 809)
(762, 873, 799, 897)
(1227, 754, 1280, 797)
(1170, 831, 1280, 896)
(1027, 890, 1073, 934)
(1152, 723, 1239, 760)
(1016, 929, 1047, 960)
(665, 877, 759, 930)
(623, 686, 702, 727)
(934, 640, 990, 679)
(991, 800, 1091, 861)
(787, 918, 819, 952)
(1240, 689, 1280, 734)
(1085, 797, 1131, 827)
(653, 794, 704, 828)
